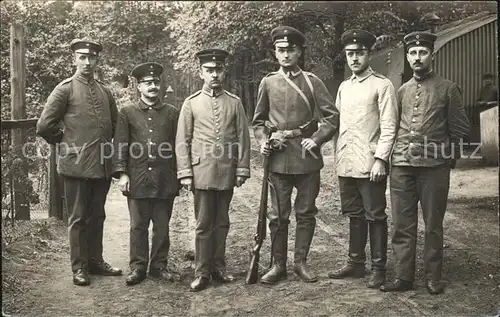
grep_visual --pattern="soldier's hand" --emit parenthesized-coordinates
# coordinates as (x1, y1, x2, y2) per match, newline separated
(118, 173, 130, 194)
(260, 142, 272, 156)
(370, 159, 387, 182)
(301, 138, 317, 151)
(235, 176, 247, 187)
(180, 177, 193, 191)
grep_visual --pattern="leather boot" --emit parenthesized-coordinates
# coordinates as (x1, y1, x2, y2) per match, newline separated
(329, 217, 367, 279)
(294, 216, 317, 282)
(367, 220, 387, 288)
(260, 225, 288, 284)
(294, 261, 318, 283)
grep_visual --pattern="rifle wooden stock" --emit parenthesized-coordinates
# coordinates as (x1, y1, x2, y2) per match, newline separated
(245, 155, 270, 285)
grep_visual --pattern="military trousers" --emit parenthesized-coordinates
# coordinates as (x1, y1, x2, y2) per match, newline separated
(390, 165, 451, 282)
(63, 176, 111, 272)
(338, 176, 388, 267)
(338, 176, 388, 222)
(193, 189, 234, 278)
(127, 198, 174, 272)
(268, 171, 320, 265)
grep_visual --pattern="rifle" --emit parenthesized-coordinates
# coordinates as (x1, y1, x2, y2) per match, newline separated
(245, 123, 276, 285)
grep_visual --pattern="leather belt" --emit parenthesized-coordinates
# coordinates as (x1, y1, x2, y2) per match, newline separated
(278, 129, 302, 138)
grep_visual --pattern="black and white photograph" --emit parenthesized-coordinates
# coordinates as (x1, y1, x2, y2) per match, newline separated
(1, 1, 498, 316)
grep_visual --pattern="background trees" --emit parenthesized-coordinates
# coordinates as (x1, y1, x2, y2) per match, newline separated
(1, 0, 496, 119)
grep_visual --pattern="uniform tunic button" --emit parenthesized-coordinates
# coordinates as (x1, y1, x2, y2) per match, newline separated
(148, 117, 152, 121)
(409, 142, 414, 146)
(417, 84, 421, 88)
(149, 107, 152, 110)
(149, 155, 153, 158)
(416, 95, 419, 99)
(412, 118, 416, 122)
(148, 167, 152, 171)
(410, 130, 415, 134)
(414, 107, 418, 111)
(149, 129, 153, 132)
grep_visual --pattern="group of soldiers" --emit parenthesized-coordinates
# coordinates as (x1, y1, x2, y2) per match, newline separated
(36, 25, 470, 294)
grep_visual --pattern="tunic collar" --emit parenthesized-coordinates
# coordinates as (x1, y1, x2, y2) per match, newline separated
(350, 67, 374, 83)
(202, 85, 224, 97)
(137, 98, 163, 110)
(279, 67, 302, 78)
(74, 73, 96, 85)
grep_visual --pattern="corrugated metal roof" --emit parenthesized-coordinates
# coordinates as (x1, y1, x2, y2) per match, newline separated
(434, 13, 498, 51)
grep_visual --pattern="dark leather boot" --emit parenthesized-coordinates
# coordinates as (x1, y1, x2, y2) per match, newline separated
(261, 263, 287, 284)
(126, 269, 146, 286)
(294, 215, 317, 283)
(73, 269, 90, 286)
(211, 268, 235, 283)
(149, 267, 174, 282)
(190, 276, 210, 292)
(261, 224, 288, 284)
(329, 217, 367, 279)
(426, 280, 444, 295)
(293, 261, 318, 283)
(380, 278, 414, 292)
(367, 220, 387, 288)
(89, 260, 123, 276)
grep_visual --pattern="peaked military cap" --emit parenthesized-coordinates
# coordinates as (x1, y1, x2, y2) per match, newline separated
(70, 39, 103, 56)
(271, 26, 306, 48)
(404, 31, 437, 51)
(341, 29, 377, 51)
(130, 62, 164, 82)
(196, 48, 229, 68)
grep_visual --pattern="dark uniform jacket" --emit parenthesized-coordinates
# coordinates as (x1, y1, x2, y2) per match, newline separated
(36, 74, 118, 179)
(112, 100, 180, 199)
(253, 68, 339, 174)
(176, 86, 251, 190)
(391, 71, 470, 167)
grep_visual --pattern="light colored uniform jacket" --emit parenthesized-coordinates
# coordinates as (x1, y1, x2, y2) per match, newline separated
(176, 86, 251, 190)
(335, 67, 398, 178)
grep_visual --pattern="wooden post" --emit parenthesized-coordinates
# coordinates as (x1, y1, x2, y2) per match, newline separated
(48, 145, 64, 221)
(10, 22, 30, 220)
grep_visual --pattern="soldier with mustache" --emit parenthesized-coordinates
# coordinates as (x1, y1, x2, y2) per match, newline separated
(381, 32, 470, 295)
(328, 29, 398, 289)
(112, 62, 180, 285)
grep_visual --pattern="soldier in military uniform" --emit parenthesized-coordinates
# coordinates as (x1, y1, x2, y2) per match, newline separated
(327, 30, 398, 289)
(380, 32, 470, 294)
(175, 49, 251, 292)
(37, 39, 122, 286)
(253, 26, 339, 284)
(112, 62, 180, 286)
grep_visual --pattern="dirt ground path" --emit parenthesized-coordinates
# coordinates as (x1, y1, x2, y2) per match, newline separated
(2, 150, 499, 317)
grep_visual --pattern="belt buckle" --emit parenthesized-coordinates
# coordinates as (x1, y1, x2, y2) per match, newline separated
(282, 130, 294, 138)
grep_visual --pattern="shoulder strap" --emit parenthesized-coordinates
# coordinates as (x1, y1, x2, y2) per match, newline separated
(277, 71, 313, 117)
(303, 72, 321, 119)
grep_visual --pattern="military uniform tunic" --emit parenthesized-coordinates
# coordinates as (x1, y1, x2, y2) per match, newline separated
(36, 74, 118, 272)
(390, 71, 470, 282)
(176, 85, 251, 277)
(112, 100, 180, 199)
(334, 67, 398, 222)
(112, 99, 180, 272)
(253, 69, 339, 174)
(252, 68, 339, 265)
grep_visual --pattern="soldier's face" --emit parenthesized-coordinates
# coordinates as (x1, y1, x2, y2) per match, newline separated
(199, 66, 225, 88)
(74, 53, 98, 76)
(138, 79, 161, 99)
(345, 49, 371, 74)
(407, 46, 434, 73)
(275, 46, 301, 68)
